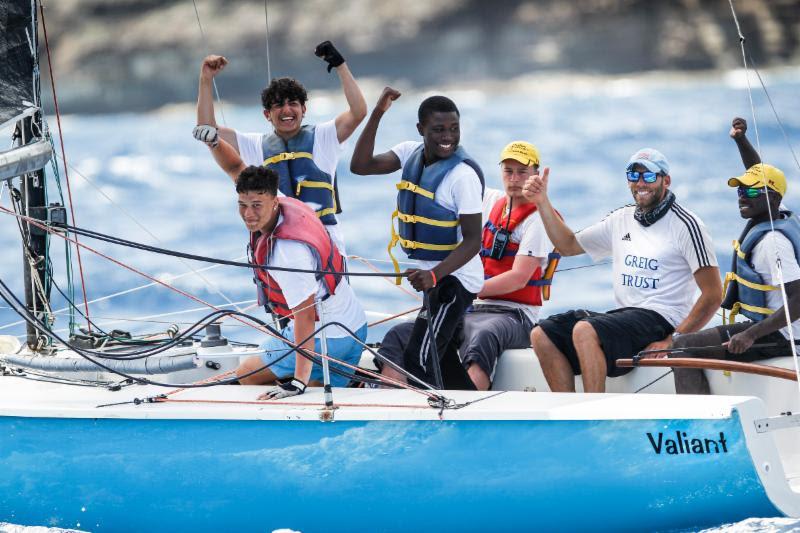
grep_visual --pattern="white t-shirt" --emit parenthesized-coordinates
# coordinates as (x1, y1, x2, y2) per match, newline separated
(391, 141, 484, 294)
(263, 221, 366, 338)
(477, 187, 553, 323)
(750, 230, 800, 340)
(236, 119, 346, 253)
(575, 202, 718, 327)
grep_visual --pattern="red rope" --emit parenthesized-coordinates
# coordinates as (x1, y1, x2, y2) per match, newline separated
(39, 3, 92, 331)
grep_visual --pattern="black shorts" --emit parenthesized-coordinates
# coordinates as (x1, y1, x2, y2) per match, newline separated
(536, 307, 674, 377)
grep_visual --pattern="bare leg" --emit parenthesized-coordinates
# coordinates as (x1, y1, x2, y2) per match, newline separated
(571, 321, 607, 393)
(466, 362, 491, 391)
(236, 355, 279, 385)
(531, 326, 576, 392)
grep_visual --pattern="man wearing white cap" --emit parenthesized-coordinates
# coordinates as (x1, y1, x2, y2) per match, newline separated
(523, 148, 722, 393)
(672, 157, 800, 393)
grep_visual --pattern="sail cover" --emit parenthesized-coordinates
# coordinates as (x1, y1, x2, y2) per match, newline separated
(0, 0, 38, 131)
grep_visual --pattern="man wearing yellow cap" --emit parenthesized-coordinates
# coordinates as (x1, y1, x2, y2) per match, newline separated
(374, 141, 555, 390)
(673, 161, 800, 394)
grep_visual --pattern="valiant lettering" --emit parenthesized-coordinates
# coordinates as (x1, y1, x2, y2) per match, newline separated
(646, 431, 729, 455)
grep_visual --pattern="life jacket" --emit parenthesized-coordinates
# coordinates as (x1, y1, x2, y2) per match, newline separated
(721, 211, 800, 323)
(261, 125, 338, 226)
(480, 197, 561, 305)
(388, 144, 484, 278)
(249, 197, 344, 320)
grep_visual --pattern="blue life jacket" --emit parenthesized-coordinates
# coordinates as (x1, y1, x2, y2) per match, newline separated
(721, 211, 800, 322)
(261, 125, 337, 225)
(388, 145, 484, 274)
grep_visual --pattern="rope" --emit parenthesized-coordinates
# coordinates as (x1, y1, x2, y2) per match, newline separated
(728, 0, 800, 395)
(52, 151, 246, 314)
(39, 2, 91, 330)
(190, 0, 226, 125)
(264, 0, 272, 83)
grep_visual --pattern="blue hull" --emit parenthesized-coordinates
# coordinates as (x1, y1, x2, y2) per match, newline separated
(0, 413, 780, 532)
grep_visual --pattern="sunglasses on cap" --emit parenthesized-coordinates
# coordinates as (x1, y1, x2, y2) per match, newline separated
(626, 170, 661, 183)
(737, 186, 768, 199)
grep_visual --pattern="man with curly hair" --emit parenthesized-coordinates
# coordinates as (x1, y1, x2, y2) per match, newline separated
(195, 41, 366, 252)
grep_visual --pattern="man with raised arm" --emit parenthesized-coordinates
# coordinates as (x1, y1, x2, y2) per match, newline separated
(672, 119, 800, 394)
(373, 141, 556, 390)
(350, 87, 484, 389)
(523, 149, 722, 393)
(203, 135, 367, 398)
(194, 41, 367, 252)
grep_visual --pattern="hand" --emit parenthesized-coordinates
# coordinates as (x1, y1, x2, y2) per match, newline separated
(725, 329, 757, 354)
(406, 268, 435, 292)
(192, 124, 219, 147)
(522, 167, 550, 204)
(641, 335, 673, 359)
(376, 87, 401, 113)
(200, 54, 228, 80)
(314, 40, 345, 72)
(257, 377, 306, 400)
(730, 117, 747, 139)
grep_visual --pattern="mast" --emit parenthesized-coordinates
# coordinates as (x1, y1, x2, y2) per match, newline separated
(1, 0, 54, 350)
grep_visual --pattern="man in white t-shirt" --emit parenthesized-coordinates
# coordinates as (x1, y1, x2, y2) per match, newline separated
(374, 141, 554, 390)
(209, 137, 367, 399)
(672, 123, 800, 393)
(194, 41, 366, 253)
(350, 87, 484, 389)
(523, 148, 722, 393)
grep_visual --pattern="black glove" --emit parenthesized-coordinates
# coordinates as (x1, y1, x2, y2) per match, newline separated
(315, 40, 345, 72)
(261, 377, 306, 399)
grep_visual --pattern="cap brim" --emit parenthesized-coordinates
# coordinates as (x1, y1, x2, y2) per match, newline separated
(627, 159, 662, 173)
(500, 155, 537, 166)
(728, 175, 761, 188)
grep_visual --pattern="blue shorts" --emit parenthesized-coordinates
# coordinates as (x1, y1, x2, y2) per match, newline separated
(259, 323, 368, 387)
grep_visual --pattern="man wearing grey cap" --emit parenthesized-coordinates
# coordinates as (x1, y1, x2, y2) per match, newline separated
(522, 148, 722, 393)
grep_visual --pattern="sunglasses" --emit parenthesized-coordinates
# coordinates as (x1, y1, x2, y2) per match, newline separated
(626, 170, 661, 183)
(737, 186, 767, 199)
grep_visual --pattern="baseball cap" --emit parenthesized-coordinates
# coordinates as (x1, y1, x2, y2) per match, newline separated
(500, 141, 540, 167)
(627, 147, 670, 175)
(728, 163, 787, 196)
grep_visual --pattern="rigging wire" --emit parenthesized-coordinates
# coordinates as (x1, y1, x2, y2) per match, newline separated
(38, 1, 91, 330)
(51, 151, 247, 314)
(728, 0, 800, 395)
(264, 0, 272, 83)
(190, 0, 226, 125)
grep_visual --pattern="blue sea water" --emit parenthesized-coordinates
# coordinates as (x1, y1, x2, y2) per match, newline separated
(1, 71, 800, 531)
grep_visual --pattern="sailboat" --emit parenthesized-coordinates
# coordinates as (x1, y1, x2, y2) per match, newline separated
(1, 1, 799, 531)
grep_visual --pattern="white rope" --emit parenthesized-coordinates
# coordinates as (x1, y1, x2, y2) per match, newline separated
(190, 0, 227, 125)
(264, 0, 272, 83)
(729, 0, 800, 395)
(52, 151, 245, 313)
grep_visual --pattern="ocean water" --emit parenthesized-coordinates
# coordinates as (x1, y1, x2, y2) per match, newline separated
(1, 70, 800, 531)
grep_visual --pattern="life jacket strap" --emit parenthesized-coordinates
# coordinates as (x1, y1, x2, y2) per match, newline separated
(723, 270, 778, 292)
(397, 211, 459, 228)
(396, 180, 435, 200)
(733, 239, 746, 260)
(728, 301, 775, 324)
(263, 151, 314, 167)
(295, 179, 334, 195)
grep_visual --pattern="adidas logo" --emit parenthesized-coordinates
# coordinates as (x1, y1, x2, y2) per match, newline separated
(621, 233, 631, 241)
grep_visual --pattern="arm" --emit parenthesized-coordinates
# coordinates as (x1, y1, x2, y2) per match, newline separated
(479, 256, 542, 298)
(208, 137, 246, 183)
(644, 266, 723, 356)
(197, 55, 238, 149)
(522, 168, 584, 256)
(407, 213, 482, 292)
(291, 293, 317, 385)
(332, 63, 367, 143)
(349, 87, 403, 175)
(728, 280, 800, 353)
(730, 117, 760, 169)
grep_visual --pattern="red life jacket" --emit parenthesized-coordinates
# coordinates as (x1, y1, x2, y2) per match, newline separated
(249, 197, 344, 319)
(480, 197, 561, 306)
